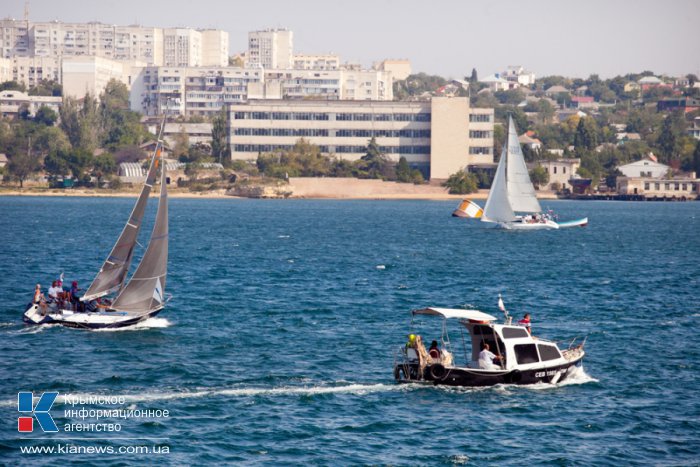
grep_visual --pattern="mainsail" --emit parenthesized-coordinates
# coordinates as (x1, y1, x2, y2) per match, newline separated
(82, 152, 159, 301)
(111, 150, 168, 314)
(505, 117, 541, 213)
(482, 116, 541, 222)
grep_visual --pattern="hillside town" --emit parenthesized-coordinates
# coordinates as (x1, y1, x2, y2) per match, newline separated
(1, 17, 699, 199)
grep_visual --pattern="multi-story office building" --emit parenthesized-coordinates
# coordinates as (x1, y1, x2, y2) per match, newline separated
(247, 29, 293, 69)
(0, 19, 226, 67)
(227, 97, 494, 180)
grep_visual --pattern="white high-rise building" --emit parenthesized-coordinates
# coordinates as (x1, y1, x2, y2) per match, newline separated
(200, 30, 229, 67)
(248, 29, 293, 69)
(0, 19, 226, 67)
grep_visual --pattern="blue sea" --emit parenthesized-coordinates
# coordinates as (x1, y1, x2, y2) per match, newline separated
(0, 197, 698, 465)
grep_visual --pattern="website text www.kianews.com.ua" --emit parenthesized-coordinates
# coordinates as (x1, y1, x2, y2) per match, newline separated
(20, 443, 169, 455)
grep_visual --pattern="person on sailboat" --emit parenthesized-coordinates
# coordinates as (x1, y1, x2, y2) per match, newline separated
(69, 281, 83, 312)
(478, 343, 502, 370)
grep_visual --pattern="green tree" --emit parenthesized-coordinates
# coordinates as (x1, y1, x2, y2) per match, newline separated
(172, 127, 190, 162)
(28, 79, 62, 97)
(99, 80, 147, 150)
(537, 99, 555, 125)
(211, 108, 229, 164)
(33, 105, 58, 126)
(358, 137, 394, 179)
(92, 153, 116, 186)
(574, 117, 599, 152)
(33, 126, 71, 156)
(443, 170, 478, 194)
(529, 166, 550, 189)
(656, 111, 686, 162)
(396, 156, 412, 182)
(7, 149, 41, 188)
(693, 139, 700, 175)
(469, 68, 478, 83)
(0, 80, 26, 92)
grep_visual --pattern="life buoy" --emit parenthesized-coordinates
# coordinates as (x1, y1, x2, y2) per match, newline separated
(430, 363, 446, 380)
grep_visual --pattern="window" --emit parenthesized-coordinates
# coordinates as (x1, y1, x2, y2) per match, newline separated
(644, 182, 650, 190)
(469, 114, 490, 122)
(563, 167, 566, 174)
(553, 166, 557, 174)
(514, 344, 539, 364)
(502, 327, 529, 338)
(537, 344, 561, 361)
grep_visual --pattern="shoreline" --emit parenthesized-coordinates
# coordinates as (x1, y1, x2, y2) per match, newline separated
(0, 188, 559, 201)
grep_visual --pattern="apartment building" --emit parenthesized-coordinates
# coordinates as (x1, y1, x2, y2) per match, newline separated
(227, 97, 494, 180)
(0, 89, 61, 118)
(293, 54, 340, 71)
(0, 19, 226, 67)
(247, 29, 293, 69)
(130, 66, 394, 118)
(130, 66, 265, 117)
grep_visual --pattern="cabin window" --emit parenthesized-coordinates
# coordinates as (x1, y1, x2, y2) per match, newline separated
(514, 344, 539, 364)
(502, 327, 529, 338)
(537, 344, 561, 361)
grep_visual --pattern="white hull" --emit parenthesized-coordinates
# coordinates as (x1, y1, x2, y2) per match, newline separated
(482, 218, 559, 230)
(23, 303, 161, 329)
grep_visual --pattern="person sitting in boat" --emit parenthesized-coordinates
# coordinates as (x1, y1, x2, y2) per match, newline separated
(478, 343, 503, 370)
(33, 284, 48, 315)
(47, 281, 62, 306)
(429, 340, 441, 360)
(518, 313, 532, 334)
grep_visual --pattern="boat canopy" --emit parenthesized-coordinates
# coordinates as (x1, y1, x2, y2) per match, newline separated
(412, 307, 497, 321)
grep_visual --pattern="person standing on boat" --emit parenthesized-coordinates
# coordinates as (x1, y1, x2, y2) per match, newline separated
(518, 313, 532, 334)
(429, 340, 441, 360)
(478, 343, 502, 370)
(69, 281, 83, 312)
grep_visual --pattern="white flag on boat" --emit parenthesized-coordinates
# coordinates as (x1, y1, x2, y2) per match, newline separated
(498, 295, 506, 312)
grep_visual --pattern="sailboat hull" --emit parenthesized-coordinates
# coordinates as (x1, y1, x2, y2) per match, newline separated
(482, 218, 559, 230)
(23, 303, 163, 329)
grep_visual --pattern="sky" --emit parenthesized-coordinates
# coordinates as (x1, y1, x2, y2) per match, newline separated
(4, 0, 700, 79)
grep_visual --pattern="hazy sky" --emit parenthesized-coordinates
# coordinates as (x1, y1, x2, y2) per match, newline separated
(4, 0, 699, 79)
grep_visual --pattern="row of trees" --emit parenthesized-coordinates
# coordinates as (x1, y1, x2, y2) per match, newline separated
(1, 79, 153, 187)
(255, 138, 424, 184)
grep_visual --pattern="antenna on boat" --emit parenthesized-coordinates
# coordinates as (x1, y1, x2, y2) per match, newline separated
(498, 294, 512, 324)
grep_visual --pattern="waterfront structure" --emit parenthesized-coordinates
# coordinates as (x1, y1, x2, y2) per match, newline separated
(617, 175, 698, 199)
(227, 96, 494, 180)
(0, 89, 61, 118)
(247, 29, 293, 69)
(618, 155, 669, 178)
(537, 159, 581, 191)
(0, 19, 227, 67)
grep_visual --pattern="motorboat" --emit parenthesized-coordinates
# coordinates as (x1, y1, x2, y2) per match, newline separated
(393, 303, 586, 386)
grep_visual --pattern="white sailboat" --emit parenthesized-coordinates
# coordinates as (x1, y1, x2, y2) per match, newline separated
(23, 121, 169, 329)
(481, 116, 587, 230)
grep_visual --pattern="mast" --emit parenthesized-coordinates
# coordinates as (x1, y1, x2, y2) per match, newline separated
(504, 116, 542, 214)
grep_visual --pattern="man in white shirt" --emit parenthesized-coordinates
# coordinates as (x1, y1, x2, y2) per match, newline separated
(47, 281, 60, 300)
(478, 343, 502, 370)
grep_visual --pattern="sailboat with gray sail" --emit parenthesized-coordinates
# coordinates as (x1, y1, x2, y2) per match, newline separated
(23, 121, 170, 329)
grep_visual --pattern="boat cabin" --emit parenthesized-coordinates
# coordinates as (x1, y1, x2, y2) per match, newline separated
(411, 307, 565, 371)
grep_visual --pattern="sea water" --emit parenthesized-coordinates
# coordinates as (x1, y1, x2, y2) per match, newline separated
(0, 197, 698, 465)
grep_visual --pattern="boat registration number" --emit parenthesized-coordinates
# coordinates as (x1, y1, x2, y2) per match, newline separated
(534, 370, 558, 378)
